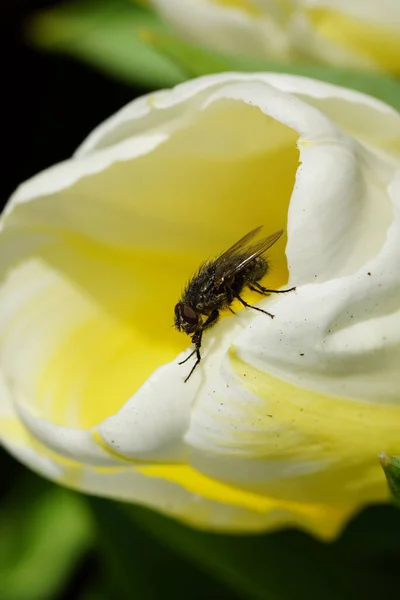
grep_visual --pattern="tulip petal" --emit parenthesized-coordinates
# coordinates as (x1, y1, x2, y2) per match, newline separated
(0, 412, 355, 540)
(2, 74, 308, 459)
(185, 170, 400, 505)
(1, 355, 355, 540)
(2, 72, 400, 539)
(77, 72, 400, 162)
(300, 0, 400, 24)
(257, 73, 400, 155)
(148, 0, 291, 61)
(150, 1, 400, 75)
(298, 0, 400, 74)
(0, 250, 192, 457)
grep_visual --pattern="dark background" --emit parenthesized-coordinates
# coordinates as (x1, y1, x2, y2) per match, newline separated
(1, 0, 146, 201)
(3, 4, 400, 600)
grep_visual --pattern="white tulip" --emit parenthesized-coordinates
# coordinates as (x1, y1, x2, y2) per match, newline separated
(1, 73, 400, 539)
(150, 0, 400, 75)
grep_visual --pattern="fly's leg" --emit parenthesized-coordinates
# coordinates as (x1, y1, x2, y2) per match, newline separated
(184, 309, 219, 382)
(250, 281, 296, 295)
(183, 332, 203, 383)
(179, 309, 219, 367)
(179, 349, 196, 365)
(230, 288, 274, 319)
(248, 284, 267, 295)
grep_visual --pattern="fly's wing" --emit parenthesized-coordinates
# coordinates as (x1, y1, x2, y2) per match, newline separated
(217, 226, 263, 262)
(184, 228, 264, 285)
(214, 228, 283, 286)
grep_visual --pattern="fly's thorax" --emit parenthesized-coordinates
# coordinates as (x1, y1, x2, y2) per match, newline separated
(244, 256, 269, 283)
(182, 264, 216, 308)
(196, 290, 227, 314)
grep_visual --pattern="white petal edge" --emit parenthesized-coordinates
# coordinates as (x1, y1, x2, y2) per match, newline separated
(6, 133, 168, 212)
(75, 73, 400, 159)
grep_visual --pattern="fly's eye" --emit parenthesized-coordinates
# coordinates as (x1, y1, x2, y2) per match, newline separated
(180, 304, 198, 325)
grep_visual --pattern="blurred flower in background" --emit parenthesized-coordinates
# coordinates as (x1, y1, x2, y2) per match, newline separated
(150, 0, 400, 75)
(27, 0, 400, 111)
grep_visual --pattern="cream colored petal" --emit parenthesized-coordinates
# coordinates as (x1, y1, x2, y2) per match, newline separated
(9, 134, 167, 208)
(1, 75, 303, 460)
(76, 73, 400, 161)
(287, 144, 395, 283)
(185, 169, 400, 505)
(0, 375, 354, 539)
(0, 251, 191, 458)
(0, 425, 357, 539)
(13, 402, 127, 466)
(2, 73, 399, 539)
(150, 0, 400, 73)
(269, 169, 400, 402)
(293, 1, 400, 74)
(289, 12, 377, 71)
(199, 79, 396, 282)
(5, 74, 396, 463)
(0, 376, 68, 480)
(300, 0, 400, 26)
(97, 361, 193, 460)
(149, 0, 291, 61)
(93, 78, 370, 456)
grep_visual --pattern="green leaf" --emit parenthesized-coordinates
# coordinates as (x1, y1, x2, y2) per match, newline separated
(122, 503, 347, 600)
(0, 474, 94, 600)
(26, 0, 185, 88)
(380, 452, 400, 506)
(120, 501, 400, 600)
(145, 31, 400, 111)
(89, 497, 239, 600)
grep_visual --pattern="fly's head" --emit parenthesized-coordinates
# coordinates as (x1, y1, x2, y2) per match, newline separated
(174, 302, 201, 335)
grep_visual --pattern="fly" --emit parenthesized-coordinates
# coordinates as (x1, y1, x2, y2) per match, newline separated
(174, 226, 295, 382)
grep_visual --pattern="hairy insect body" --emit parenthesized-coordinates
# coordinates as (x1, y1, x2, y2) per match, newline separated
(229, 256, 268, 295)
(182, 264, 224, 315)
(182, 256, 268, 318)
(174, 227, 295, 382)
